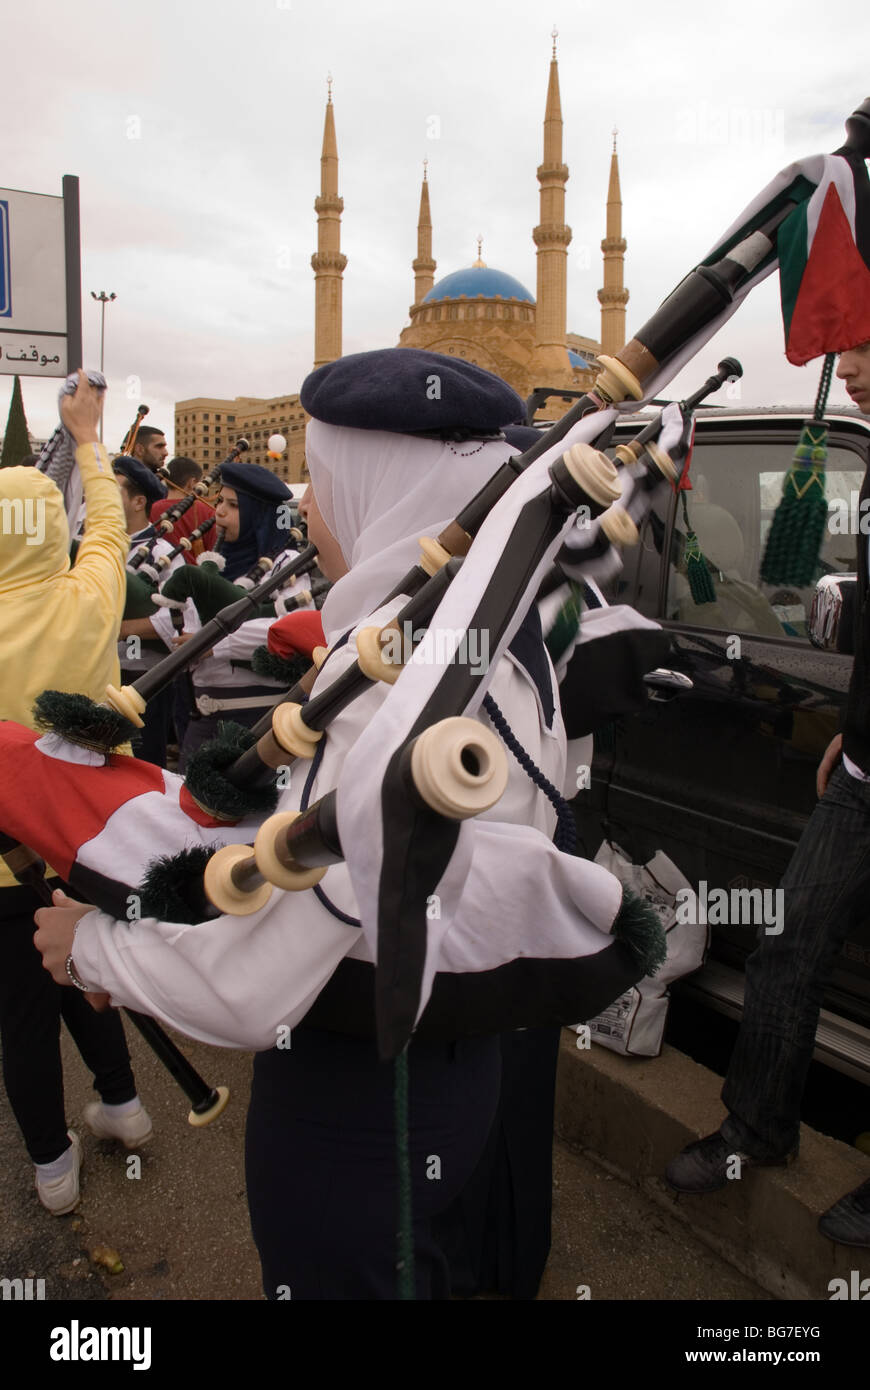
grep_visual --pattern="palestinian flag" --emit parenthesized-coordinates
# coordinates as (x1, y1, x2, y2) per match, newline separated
(778, 151, 870, 365)
(635, 145, 870, 399)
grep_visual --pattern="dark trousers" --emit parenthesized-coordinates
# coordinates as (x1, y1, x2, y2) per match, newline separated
(433, 1025, 561, 1300)
(0, 885, 136, 1164)
(721, 764, 870, 1159)
(245, 1027, 501, 1300)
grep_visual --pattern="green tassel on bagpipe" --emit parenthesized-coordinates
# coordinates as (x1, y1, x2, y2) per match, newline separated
(544, 582, 584, 667)
(760, 354, 835, 589)
(249, 645, 311, 686)
(611, 887, 668, 977)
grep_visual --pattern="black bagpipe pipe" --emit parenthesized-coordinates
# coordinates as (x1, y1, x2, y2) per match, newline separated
(105, 543, 320, 731)
(146, 438, 250, 543)
(141, 515, 217, 580)
(153, 531, 315, 627)
(180, 358, 740, 841)
(120, 405, 149, 457)
(0, 833, 229, 1126)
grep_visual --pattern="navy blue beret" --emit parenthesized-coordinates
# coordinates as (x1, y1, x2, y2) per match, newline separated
(300, 348, 524, 438)
(502, 424, 544, 453)
(219, 461, 292, 503)
(113, 455, 166, 507)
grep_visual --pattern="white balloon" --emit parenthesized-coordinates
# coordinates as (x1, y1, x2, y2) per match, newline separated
(267, 433, 287, 454)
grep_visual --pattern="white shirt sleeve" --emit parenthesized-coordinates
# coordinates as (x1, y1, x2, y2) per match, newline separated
(71, 898, 359, 1051)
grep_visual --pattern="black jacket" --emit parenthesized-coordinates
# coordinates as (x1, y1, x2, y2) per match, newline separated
(841, 463, 870, 773)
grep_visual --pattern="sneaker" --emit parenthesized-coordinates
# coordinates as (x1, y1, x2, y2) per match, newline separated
(84, 1100, 153, 1149)
(818, 1177, 870, 1247)
(35, 1131, 81, 1215)
(664, 1132, 797, 1194)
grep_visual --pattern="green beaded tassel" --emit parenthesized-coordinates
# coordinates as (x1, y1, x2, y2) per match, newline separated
(760, 354, 835, 588)
(679, 491, 717, 604)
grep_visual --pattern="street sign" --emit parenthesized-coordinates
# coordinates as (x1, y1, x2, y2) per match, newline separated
(0, 176, 81, 378)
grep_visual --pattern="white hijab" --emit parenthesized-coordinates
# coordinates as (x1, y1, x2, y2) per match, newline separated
(305, 419, 522, 644)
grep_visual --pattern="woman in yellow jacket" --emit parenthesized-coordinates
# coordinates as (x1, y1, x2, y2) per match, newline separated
(0, 373, 151, 1214)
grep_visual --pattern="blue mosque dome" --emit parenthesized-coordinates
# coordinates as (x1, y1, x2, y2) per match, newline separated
(423, 265, 535, 305)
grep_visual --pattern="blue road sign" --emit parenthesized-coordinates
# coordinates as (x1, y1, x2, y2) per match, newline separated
(0, 201, 10, 317)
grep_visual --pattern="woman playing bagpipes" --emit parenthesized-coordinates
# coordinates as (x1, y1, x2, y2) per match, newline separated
(29, 349, 666, 1298)
(0, 372, 152, 1215)
(173, 461, 314, 771)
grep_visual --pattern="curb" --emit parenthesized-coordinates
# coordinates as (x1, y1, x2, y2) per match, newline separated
(554, 1032, 870, 1301)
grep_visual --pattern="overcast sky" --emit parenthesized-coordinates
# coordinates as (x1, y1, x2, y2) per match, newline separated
(2, 0, 868, 449)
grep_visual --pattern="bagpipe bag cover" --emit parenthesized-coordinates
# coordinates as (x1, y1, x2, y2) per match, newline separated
(0, 408, 655, 1049)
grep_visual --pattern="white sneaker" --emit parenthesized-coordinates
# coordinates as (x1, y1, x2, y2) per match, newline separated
(35, 1131, 81, 1216)
(83, 1100, 153, 1149)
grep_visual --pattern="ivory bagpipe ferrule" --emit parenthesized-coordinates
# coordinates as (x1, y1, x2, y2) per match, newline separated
(152, 514, 217, 571)
(203, 716, 509, 915)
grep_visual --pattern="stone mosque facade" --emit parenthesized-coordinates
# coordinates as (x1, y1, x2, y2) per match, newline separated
(175, 40, 628, 482)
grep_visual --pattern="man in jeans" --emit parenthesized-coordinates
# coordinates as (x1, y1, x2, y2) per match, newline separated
(665, 342, 870, 1248)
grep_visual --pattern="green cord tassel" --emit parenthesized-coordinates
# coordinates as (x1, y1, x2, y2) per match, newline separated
(679, 491, 717, 605)
(760, 354, 835, 588)
(759, 429, 828, 586)
(394, 1047, 415, 1300)
(684, 529, 717, 604)
(544, 582, 584, 667)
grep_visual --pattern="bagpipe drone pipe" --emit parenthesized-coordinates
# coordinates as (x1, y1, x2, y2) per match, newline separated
(144, 438, 250, 550)
(126, 437, 247, 575)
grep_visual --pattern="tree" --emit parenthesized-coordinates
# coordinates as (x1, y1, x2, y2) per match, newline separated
(0, 376, 32, 468)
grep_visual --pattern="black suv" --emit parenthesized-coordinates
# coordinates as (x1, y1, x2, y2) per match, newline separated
(574, 405, 870, 1083)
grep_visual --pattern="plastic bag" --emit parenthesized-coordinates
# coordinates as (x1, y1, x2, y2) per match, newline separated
(572, 841, 708, 1057)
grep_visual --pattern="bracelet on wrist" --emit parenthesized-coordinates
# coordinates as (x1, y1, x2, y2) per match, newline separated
(65, 954, 91, 992)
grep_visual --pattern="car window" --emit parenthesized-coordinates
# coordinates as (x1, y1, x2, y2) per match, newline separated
(665, 438, 866, 639)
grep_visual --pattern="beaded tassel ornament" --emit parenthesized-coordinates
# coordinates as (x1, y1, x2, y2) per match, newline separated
(760, 353, 835, 588)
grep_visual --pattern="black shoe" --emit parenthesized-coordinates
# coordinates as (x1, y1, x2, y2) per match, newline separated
(664, 1132, 797, 1195)
(818, 1177, 870, 1247)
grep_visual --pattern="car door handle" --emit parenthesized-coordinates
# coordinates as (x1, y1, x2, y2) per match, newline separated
(643, 668, 694, 700)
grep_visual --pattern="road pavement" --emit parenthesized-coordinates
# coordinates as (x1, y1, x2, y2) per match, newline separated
(0, 1022, 768, 1302)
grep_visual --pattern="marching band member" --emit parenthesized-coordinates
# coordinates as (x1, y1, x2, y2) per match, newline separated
(130, 424, 168, 475)
(112, 455, 185, 768)
(0, 372, 152, 1215)
(33, 351, 601, 1295)
(149, 455, 216, 565)
(176, 461, 313, 770)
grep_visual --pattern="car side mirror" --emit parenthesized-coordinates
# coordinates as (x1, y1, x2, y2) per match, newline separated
(808, 574, 858, 654)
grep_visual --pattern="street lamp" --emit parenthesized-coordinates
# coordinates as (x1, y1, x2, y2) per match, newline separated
(90, 290, 116, 442)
